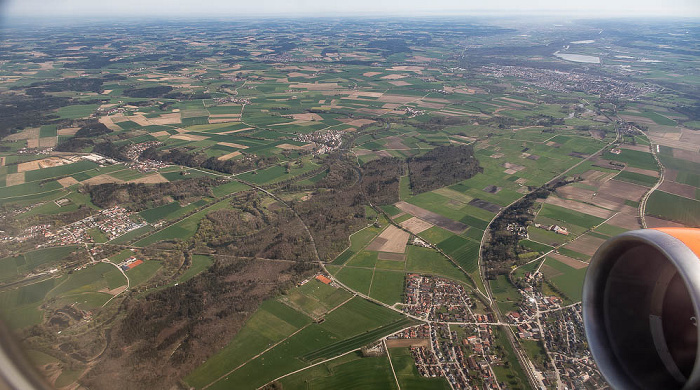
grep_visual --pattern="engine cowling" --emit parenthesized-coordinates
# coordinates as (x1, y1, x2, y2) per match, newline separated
(583, 228, 700, 390)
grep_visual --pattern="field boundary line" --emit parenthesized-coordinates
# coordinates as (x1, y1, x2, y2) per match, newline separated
(384, 339, 401, 390)
(256, 347, 361, 390)
(201, 323, 312, 390)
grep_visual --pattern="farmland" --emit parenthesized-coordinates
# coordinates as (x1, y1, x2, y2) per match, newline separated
(0, 15, 696, 390)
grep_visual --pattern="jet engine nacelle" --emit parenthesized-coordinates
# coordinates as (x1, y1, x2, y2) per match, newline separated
(584, 228, 700, 390)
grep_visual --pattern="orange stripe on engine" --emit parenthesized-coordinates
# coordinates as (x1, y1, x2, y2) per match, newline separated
(652, 228, 700, 258)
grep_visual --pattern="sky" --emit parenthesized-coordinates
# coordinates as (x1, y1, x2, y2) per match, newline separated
(2, 0, 699, 19)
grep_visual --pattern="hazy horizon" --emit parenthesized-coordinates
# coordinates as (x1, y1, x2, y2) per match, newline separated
(2, 0, 699, 20)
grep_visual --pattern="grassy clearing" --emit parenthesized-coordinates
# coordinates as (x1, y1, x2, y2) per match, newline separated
(125, 260, 161, 287)
(178, 255, 213, 283)
(134, 198, 232, 246)
(519, 239, 553, 253)
(399, 175, 412, 200)
(492, 326, 530, 390)
(490, 275, 520, 314)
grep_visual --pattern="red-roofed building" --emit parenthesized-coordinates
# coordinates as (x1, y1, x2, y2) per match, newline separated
(316, 275, 332, 285)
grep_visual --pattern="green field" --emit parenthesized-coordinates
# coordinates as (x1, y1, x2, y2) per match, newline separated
(139, 201, 182, 222)
(405, 246, 468, 284)
(336, 267, 373, 295)
(56, 104, 99, 119)
(134, 198, 232, 246)
(490, 275, 521, 314)
(389, 347, 451, 390)
(646, 191, 700, 227)
(615, 170, 658, 187)
(125, 260, 162, 287)
(437, 235, 480, 273)
(178, 255, 214, 283)
(193, 297, 409, 390)
(185, 299, 312, 389)
(603, 148, 658, 171)
(0, 180, 63, 200)
(369, 270, 405, 305)
(519, 239, 554, 253)
(24, 160, 99, 182)
(279, 352, 398, 390)
(46, 262, 125, 301)
(418, 226, 454, 245)
(543, 257, 587, 302)
(0, 246, 78, 283)
(0, 278, 58, 329)
(492, 326, 531, 390)
(537, 203, 605, 229)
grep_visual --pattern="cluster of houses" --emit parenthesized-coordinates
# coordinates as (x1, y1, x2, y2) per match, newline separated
(123, 141, 168, 172)
(97, 206, 145, 239)
(3, 224, 52, 243)
(403, 274, 474, 322)
(404, 107, 425, 118)
(541, 304, 607, 389)
(213, 96, 250, 105)
(388, 324, 431, 340)
(293, 129, 342, 155)
(41, 206, 145, 247)
(482, 65, 659, 100)
(533, 223, 569, 235)
(432, 323, 500, 390)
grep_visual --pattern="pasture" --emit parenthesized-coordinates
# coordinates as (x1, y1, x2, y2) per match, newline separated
(646, 191, 700, 227)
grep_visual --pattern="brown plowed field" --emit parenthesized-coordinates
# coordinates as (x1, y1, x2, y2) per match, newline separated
(645, 216, 686, 229)
(623, 166, 659, 177)
(378, 252, 406, 261)
(549, 253, 588, 269)
(394, 201, 468, 234)
(57, 177, 79, 187)
(607, 213, 641, 230)
(366, 225, 410, 253)
(544, 196, 613, 219)
(659, 181, 697, 199)
(129, 173, 169, 184)
(5, 172, 25, 186)
(597, 180, 649, 201)
(400, 217, 433, 234)
(386, 339, 430, 348)
(564, 235, 606, 257)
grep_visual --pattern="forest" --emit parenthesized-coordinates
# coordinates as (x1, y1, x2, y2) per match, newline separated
(81, 257, 315, 389)
(408, 144, 482, 194)
(87, 177, 223, 210)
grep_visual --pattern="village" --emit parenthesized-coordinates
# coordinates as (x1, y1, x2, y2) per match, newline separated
(10, 206, 148, 247)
